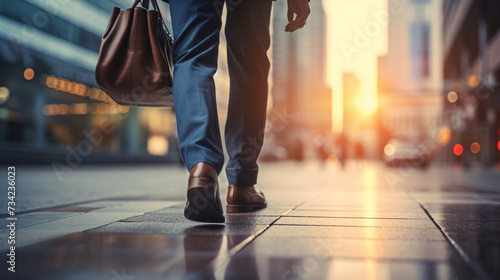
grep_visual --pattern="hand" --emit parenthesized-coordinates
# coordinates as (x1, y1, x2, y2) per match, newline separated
(285, 0, 310, 33)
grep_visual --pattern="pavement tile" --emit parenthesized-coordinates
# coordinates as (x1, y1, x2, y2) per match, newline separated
(46, 206, 103, 212)
(120, 213, 198, 223)
(299, 201, 421, 207)
(445, 229, 500, 242)
(408, 181, 497, 193)
(225, 214, 279, 225)
(121, 212, 279, 225)
(1, 212, 141, 251)
(1, 162, 496, 279)
(262, 225, 446, 241)
(286, 209, 429, 219)
(237, 236, 454, 261)
(250, 207, 295, 216)
(143, 201, 189, 212)
(0, 231, 232, 280)
(295, 204, 422, 212)
(440, 237, 500, 280)
(89, 200, 180, 213)
(150, 206, 292, 216)
(437, 218, 500, 280)
(0, 201, 177, 251)
(89, 221, 268, 236)
(0, 211, 81, 231)
(254, 203, 300, 210)
(423, 203, 500, 215)
(437, 220, 500, 232)
(421, 199, 500, 205)
(219, 256, 477, 280)
(69, 200, 133, 209)
(412, 192, 484, 199)
(275, 217, 437, 229)
(308, 197, 415, 206)
(430, 212, 500, 222)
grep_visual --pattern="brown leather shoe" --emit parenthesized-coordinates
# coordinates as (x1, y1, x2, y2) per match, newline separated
(184, 162, 225, 223)
(226, 185, 267, 213)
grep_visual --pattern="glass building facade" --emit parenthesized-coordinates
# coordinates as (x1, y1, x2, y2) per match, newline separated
(0, 0, 181, 164)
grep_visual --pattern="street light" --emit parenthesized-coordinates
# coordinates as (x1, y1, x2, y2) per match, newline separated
(470, 142, 480, 154)
(24, 68, 35, 80)
(447, 91, 458, 103)
(453, 144, 463, 156)
(0, 87, 9, 104)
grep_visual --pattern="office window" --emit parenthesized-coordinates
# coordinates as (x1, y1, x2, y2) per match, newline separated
(411, 0, 430, 4)
(0, 1, 100, 52)
(410, 22, 430, 79)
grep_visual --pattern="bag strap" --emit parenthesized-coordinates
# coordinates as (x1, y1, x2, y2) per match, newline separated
(131, 0, 173, 42)
(151, 0, 164, 21)
(132, 0, 164, 22)
(132, 0, 150, 9)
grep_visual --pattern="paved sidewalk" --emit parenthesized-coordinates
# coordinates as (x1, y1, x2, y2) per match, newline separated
(0, 161, 499, 279)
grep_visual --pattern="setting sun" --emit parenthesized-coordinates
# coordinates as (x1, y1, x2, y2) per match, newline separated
(323, 0, 387, 132)
(357, 95, 378, 115)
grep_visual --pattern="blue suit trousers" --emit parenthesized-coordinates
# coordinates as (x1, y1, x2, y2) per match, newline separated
(169, 0, 272, 187)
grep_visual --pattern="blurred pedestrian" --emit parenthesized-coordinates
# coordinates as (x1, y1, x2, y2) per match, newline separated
(314, 132, 329, 168)
(354, 141, 365, 159)
(338, 132, 348, 169)
(165, 0, 311, 223)
(295, 137, 305, 162)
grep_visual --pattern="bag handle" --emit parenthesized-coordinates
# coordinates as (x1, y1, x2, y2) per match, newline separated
(131, 0, 173, 43)
(132, 0, 165, 22)
(132, 0, 149, 9)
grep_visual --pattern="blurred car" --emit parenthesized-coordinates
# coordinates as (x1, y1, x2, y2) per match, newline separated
(383, 139, 432, 168)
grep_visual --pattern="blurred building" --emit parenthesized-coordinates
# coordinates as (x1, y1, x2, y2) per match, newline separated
(343, 73, 361, 131)
(270, 0, 332, 159)
(442, 0, 500, 164)
(378, 0, 443, 144)
(342, 72, 379, 159)
(0, 0, 182, 164)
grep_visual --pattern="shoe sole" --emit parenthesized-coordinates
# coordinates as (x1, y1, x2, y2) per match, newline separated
(184, 187, 225, 223)
(226, 203, 267, 213)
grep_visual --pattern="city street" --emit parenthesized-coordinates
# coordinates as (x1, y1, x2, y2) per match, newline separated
(0, 160, 499, 280)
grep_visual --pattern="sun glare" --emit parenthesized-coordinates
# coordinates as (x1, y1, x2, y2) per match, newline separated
(357, 95, 378, 115)
(324, 0, 387, 131)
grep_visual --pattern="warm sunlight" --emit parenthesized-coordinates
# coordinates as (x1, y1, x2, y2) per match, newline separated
(322, 0, 388, 132)
(357, 94, 378, 115)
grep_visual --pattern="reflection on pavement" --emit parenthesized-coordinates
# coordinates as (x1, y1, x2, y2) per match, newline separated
(0, 161, 497, 279)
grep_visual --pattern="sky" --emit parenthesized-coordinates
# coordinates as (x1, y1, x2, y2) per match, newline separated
(322, 0, 388, 133)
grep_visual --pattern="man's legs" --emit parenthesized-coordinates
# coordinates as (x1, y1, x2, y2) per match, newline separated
(169, 0, 224, 174)
(224, 0, 273, 187)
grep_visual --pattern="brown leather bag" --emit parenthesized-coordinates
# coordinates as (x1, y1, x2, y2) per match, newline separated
(95, 0, 174, 107)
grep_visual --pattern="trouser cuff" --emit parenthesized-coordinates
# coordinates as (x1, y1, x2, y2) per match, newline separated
(225, 165, 259, 187)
